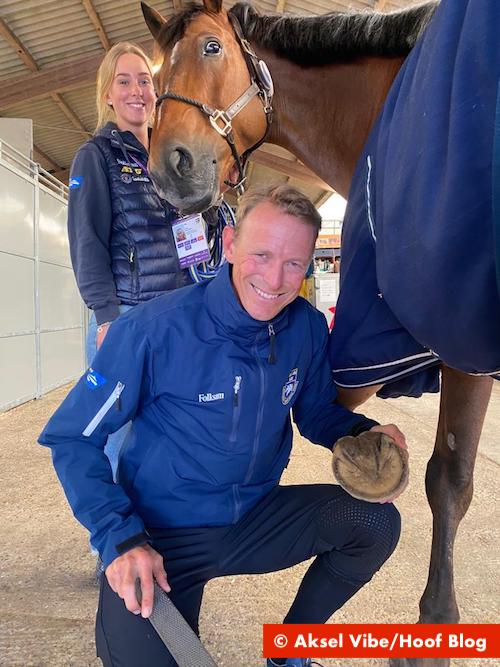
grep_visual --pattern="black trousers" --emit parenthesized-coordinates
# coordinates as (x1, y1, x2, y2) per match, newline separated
(96, 484, 400, 666)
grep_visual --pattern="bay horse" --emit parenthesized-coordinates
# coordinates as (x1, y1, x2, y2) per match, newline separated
(141, 1, 499, 665)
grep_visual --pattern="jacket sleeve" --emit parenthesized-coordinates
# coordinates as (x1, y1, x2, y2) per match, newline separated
(292, 310, 378, 449)
(68, 142, 121, 324)
(38, 316, 154, 567)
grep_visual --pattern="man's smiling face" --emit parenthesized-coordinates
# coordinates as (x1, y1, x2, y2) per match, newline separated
(222, 201, 316, 321)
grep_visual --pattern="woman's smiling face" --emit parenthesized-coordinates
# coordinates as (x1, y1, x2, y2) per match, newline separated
(107, 53, 156, 132)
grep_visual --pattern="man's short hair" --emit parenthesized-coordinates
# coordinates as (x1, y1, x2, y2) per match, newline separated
(235, 184, 322, 239)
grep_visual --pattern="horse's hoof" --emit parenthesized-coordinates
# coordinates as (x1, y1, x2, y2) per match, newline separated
(332, 431, 409, 502)
(389, 659, 450, 667)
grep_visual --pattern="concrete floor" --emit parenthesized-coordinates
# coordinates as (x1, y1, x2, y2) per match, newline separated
(0, 382, 498, 667)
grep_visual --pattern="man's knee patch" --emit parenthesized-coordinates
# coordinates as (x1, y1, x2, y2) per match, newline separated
(315, 495, 401, 579)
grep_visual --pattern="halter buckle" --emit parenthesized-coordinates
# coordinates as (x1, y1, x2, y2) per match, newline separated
(209, 109, 233, 138)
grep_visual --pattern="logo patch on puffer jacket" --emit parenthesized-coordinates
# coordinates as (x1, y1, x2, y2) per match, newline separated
(282, 368, 299, 405)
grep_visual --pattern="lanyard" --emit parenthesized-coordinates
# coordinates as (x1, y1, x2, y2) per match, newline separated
(132, 155, 149, 173)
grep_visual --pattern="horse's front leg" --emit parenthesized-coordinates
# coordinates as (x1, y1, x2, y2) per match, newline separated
(390, 366, 492, 667)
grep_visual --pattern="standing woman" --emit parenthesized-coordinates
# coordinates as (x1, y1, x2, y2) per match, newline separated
(68, 42, 192, 477)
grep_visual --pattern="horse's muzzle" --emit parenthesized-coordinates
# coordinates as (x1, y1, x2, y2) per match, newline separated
(149, 142, 220, 214)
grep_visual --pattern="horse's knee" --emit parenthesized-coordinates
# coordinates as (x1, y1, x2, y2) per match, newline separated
(425, 446, 474, 510)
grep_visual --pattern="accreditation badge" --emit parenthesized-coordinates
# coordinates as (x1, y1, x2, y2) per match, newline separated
(172, 213, 210, 268)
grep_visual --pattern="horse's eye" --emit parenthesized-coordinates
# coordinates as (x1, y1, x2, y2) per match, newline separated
(203, 39, 222, 56)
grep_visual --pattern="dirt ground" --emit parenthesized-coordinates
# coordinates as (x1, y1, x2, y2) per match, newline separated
(0, 383, 498, 667)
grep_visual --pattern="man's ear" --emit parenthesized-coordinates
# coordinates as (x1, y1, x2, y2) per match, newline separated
(222, 225, 236, 263)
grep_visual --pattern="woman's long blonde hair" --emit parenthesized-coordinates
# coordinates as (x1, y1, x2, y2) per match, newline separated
(95, 42, 155, 132)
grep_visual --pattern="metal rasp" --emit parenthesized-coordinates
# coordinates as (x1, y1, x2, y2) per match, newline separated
(136, 580, 219, 667)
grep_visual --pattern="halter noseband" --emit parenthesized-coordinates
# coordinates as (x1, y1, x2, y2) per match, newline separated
(155, 13, 274, 194)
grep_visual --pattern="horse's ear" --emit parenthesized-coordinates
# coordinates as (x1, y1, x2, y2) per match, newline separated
(141, 2, 166, 42)
(203, 0, 223, 13)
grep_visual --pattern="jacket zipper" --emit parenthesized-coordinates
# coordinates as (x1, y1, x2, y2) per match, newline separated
(129, 247, 136, 270)
(232, 484, 242, 523)
(129, 247, 138, 293)
(268, 324, 276, 364)
(244, 334, 267, 485)
(82, 381, 125, 437)
(229, 375, 242, 443)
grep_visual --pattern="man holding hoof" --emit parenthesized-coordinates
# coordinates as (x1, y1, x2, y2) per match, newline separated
(40, 184, 406, 667)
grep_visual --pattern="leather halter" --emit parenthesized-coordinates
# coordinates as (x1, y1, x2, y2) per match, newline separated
(155, 12, 274, 194)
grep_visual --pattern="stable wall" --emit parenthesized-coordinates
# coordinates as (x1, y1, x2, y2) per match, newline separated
(0, 135, 86, 412)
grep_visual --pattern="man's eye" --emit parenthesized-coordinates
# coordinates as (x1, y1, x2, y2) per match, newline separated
(203, 39, 222, 56)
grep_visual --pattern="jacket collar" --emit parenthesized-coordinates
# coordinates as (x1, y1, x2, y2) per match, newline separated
(97, 122, 149, 158)
(205, 263, 289, 341)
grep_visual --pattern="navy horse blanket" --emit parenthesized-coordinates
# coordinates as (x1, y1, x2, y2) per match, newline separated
(329, 0, 500, 398)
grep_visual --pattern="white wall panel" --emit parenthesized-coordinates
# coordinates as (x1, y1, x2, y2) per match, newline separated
(39, 262, 82, 331)
(1, 140, 85, 412)
(0, 252, 35, 335)
(0, 118, 33, 159)
(0, 335, 37, 411)
(0, 164, 34, 258)
(40, 330, 83, 394)
(38, 187, 70, 267)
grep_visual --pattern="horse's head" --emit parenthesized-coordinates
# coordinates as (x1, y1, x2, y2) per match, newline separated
(142, 0, 272, 213)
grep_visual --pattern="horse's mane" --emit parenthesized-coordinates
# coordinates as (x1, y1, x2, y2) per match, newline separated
(155, 1, 439, 66)
(230, 1, 439, 66)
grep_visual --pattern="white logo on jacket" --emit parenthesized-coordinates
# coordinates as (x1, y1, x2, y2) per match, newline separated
(199, 392, 225, 402)
(282, 368, 299, 405)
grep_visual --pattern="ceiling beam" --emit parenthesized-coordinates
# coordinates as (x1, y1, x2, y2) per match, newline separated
(0, 17, 38, 71)
(82, 0, 111, 51)
(33, 145, 61, 172)
(51, 92, 92, 136)
(250, 148, 333, 191)
(0, 39, 154, 111)
(0, 16, 91, 155)
(314, 190, 334, 209)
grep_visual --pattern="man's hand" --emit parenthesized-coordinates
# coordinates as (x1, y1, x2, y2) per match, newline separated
(105, 544, 170, 618)
(369, 423, 407, 451)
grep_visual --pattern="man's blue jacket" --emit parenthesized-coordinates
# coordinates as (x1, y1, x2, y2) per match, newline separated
(39, 264, 376, 567)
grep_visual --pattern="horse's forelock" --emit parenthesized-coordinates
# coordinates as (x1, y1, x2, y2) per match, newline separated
(156, 2, 209, 52)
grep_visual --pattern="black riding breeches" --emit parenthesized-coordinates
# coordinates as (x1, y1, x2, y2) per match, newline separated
(96, 484, 400, 667)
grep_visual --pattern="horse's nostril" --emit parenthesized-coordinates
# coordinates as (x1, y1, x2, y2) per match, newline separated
(168, 147, 193, 177)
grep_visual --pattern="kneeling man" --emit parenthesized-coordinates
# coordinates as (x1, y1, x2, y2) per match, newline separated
(40, 185, 404, 667)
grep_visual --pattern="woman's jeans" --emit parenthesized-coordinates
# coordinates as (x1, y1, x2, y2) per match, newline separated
(86, 305, 134, 480)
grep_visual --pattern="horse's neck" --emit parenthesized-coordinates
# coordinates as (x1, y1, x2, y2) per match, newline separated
(260, 50, 404, 198)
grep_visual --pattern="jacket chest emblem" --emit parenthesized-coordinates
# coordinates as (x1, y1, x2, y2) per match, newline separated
(199, 392, 225, 403)
(117, 161, 149, 183)
(282, 368, 299, 405)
